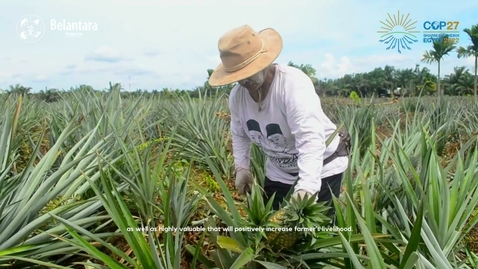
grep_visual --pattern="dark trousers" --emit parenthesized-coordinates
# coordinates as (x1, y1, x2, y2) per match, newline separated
(263, 173, 343, 224)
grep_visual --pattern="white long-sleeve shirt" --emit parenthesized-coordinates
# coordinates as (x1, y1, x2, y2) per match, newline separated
(229, 64, 349, 195)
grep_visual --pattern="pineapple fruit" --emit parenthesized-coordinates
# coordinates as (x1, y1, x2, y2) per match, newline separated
(264, 192, 331, 251)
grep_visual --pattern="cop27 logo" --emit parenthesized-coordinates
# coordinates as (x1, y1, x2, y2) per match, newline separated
(378, 11, 461, 52)
(377, 11, 420, 54)
(422, 21, 460, 44)
(423, 21, 459, 31)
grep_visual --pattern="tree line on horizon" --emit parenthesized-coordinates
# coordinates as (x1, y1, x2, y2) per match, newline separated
(2, 24, 477, 102)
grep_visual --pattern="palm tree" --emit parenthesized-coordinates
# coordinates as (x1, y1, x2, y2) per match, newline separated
(421, 34, 456, 103)
(456, 24, 478, 102)
(396, 67, 415, 96)
(8, 84, 31, 96)
(383, 65, 397, 98)
(39, 87, 60, 102)
(444, 66, 473, 95)
(106, 82, 123, 93)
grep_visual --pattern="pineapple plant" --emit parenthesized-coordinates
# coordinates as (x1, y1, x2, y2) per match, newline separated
(464, 206, 478, 254)
(240, 183, 333, 252)
(263, 192, 332, 251)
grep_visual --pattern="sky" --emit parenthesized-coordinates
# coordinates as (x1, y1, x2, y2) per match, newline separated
(0, 0, 477, 93)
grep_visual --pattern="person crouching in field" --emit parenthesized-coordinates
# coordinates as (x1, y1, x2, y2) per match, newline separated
(208, 25, 351, 219)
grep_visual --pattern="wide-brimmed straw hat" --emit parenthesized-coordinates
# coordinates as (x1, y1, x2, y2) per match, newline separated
(208, 25, 283, 87)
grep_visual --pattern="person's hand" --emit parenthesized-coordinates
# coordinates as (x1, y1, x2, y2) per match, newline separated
(235, 169, 253, 195)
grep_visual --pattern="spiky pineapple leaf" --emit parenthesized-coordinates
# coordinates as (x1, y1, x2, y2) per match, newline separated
(217, 236, 244, 253)
(255, 260, 288, 269)
(229, 247, 255, 269)
(399, 200, 424, 269)
(243, 183, 276, 226)
(279, 193, 332, 236)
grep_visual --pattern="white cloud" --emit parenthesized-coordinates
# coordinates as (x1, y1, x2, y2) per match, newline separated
(319, 54, 354, 78)
(310, 51, 474, 80)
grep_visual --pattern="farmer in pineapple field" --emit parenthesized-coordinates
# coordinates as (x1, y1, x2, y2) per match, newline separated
(208, 25, 351, 218)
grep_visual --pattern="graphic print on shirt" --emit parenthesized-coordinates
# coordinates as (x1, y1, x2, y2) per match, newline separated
(265, 123, 290, 153)
(246, 119, 265, 148)
(245, 118, 298, 171)
(264, 123, 298, 170)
